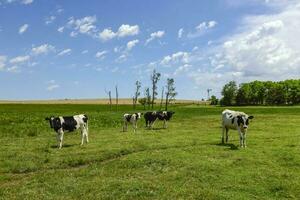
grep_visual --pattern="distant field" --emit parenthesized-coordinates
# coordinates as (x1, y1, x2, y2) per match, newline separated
(0, 98, 208, 105)
(0, 104, 299, 199)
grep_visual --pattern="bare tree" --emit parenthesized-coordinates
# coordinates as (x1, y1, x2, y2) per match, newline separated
(133, 81, 141, 110)
(165, 78, 177, 111)
(145, 87, 151, 109)
(115, 85, 119, 111)
(159, 86, 164, 111)
(150, 69, 161, 109)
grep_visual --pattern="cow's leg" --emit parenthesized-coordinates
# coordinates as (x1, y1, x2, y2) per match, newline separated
(225, 128, 229, 143)
(243, 132, 247, 148)
(58, 129, 64, 149)
(222, 126, 225, 144)
(238, 130, 243, 147)
(132, 122, 136, 133)
(163, 120, 166, 129)
(81, 128, 84, 146)
(84, 126, 89, 144)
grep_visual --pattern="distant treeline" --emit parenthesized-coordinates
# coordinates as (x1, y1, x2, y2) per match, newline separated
(217, 79, 300, 106)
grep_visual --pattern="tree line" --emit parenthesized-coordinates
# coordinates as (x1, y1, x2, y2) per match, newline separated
(105, 69, 177, 111)
(218, 79, 300, 106)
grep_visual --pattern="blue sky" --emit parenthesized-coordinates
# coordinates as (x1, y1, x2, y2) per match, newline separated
(0, 0, 299, 100)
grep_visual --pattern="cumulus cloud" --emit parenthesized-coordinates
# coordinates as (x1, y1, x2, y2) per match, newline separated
(126, 39, 139, 50)
(45, 16, 56, 25)
(187, 20, 217, 38)
(145, 30, 165, 45)
(98, 24, 139, 41)
(2, 0, 33, 5)
(98, 28, 117, 41)
(19, 24, 28, 34)
(31, 44, 55, 55)
(178, 28, 184, 38)
(57, 49, 71, 56)
(160, 51, 190, 66)
(184, 2, 300, 96)
(57, 26, 64, 32)
(95, 50, 107, 59)
(9, 55, 30, 64)
(67, 16, 97, 36)
(117, 24, 139, 37)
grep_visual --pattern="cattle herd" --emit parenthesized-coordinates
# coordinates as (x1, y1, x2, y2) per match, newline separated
(45, 109, 254, 149)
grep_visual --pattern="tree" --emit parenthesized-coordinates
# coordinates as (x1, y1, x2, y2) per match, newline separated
(150, 69, 161, 109)
(210, 95, 219, 105)
(133, 81, 141, 110)
(165, 78, 177, 110)
(138, 98, 147, 110)
(221, 81, 237, 106)
(144, 87, 151, 109)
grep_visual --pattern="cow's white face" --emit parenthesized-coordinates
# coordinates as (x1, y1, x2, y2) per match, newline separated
(137, 112, 143, 119)
(238, 115, 254, 130)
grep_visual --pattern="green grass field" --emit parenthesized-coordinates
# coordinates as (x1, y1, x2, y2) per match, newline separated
(0, 104, 299, 199)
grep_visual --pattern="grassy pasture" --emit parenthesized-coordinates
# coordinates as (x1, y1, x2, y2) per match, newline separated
(0, 104, 299, 199)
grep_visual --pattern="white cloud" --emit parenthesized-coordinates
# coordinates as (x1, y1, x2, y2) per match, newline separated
(160, 51, 190, 66)
(57, 26, 64, 32)
(21, 0, 33, 4)
(57, 49, 71, 56)
(45, 16, 56, 25)
(31, 44, 55, 55)
(98, 24, 139, 41)
(81, 50, 88, 54)
(47, 84, 59, 91)
(126, 39, 139, 50)
(146, 30, 165, 45)
(95, 51, 107, 59)
(184, 2, 300, 97)
(0, 55, 7, 70)
(2, 0, 33, 5)
(46, 80, 59, 91)
(9, 55, 30, 64)
(178, 28, 184, 38)
(187, 20, 217, 38)
(117, 24, 139, 37)
(19, 24, 28, 34)
(115, 54, 127, 63)
(67, 16, 97, 36)
(98, 28, 117, 41)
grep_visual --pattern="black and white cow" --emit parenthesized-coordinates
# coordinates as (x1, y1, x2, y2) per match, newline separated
(45, 114, 88, 149)
(221, 109, 254, 148)
(123, 113, 143, 133)
(144, 111, 175, 129)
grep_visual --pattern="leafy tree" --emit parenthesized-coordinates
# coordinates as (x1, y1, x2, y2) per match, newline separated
(210, 95, 219, 105)
(221, 81, 238, 106)
(165, 78, 177, 110)
(133, 81, 141, 110)
(150, 69, 161, 109)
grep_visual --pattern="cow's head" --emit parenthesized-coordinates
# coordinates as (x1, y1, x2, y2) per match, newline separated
(45, 116, 61, 130)
(237, 115, 254, 130)
(136, 112, 143, 119)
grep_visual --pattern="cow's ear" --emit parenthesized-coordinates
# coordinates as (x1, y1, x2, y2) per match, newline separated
(248, 116, 254, 119)
(45, 117, 50, 120)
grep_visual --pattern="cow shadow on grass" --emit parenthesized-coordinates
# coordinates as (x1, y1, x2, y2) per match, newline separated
(50, 144, 77, 148)
(214, 142, 239, 150)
